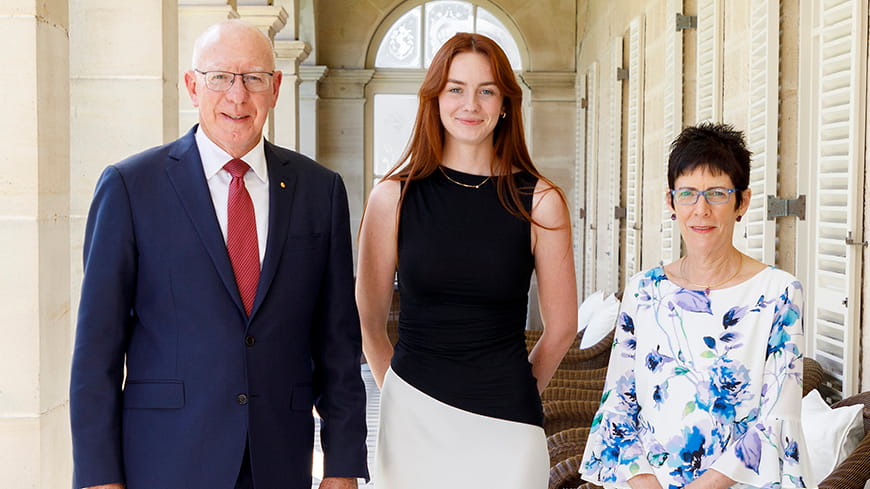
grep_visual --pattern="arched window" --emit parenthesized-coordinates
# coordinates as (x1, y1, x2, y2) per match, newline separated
(368, 1, 523, 188)
(375, 1, 521, 69)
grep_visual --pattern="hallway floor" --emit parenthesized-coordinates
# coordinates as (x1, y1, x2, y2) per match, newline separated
(311, 364, 379, 488)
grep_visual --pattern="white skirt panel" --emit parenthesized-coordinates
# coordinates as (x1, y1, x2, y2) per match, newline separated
(374, 368, 549, 489)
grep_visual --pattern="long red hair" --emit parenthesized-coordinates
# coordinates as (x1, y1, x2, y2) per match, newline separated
(382, 32, 561, 225)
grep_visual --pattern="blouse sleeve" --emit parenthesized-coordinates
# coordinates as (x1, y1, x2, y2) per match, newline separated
(580, 279, 656, 485)
(709, 279, 811, 488)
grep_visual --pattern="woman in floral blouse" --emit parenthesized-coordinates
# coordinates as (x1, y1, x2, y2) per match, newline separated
(580, 122, 811, 489)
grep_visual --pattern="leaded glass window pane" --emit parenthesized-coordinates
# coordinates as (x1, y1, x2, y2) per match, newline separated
(375, 1, 522, 70)
(373, 94, 419, 182)
(424, 1, 473, 67)
(375, 6, 422, 68)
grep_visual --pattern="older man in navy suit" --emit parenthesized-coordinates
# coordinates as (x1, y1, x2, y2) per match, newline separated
(70, 20, 368, 489)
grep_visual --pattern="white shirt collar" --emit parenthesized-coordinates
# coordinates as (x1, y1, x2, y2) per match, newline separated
(195, 126, 268, 183)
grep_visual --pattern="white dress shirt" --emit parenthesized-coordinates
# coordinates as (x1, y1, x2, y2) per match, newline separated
(195, 128, 269, 265)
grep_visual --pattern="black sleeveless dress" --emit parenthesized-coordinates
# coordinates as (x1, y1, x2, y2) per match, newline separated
(374, 167, 549, 488)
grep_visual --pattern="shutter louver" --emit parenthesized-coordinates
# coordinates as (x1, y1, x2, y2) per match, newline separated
(661, 0, 684, 265)
(696, 0, 723, 123)
(607, 37, 624, 294)
(740, 0, 778, 263)
(575, 73, 588, 297)
(624, 17, 645, 283)
(584, 63, 600, 296)
(808, 0, 866, 398)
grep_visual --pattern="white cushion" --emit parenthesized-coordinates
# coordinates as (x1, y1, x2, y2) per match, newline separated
(579, 292, 620, 349)
(577, 290, 604, 332)
(801, 389, 865, 485)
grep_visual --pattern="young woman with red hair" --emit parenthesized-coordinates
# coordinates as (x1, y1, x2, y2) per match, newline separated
(357, 33, 577, 488)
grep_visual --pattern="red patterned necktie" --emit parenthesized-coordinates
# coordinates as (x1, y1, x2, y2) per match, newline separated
(224, 158, 260, 316)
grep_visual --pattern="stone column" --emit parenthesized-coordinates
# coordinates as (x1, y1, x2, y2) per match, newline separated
(236, 5, 289, 142)
(520, 72, 577, 192)
(271, 0, 315, 153)
(0, 1, 71, 487)
(178, 1, 240, 135)
(70, 0, 180, 330)
(298, 65, 328, 159)
(318, 69, 375, 251)
(273, 40, 311, 150)
(67, 3, 178, 484)
(518, 71, 576, 330)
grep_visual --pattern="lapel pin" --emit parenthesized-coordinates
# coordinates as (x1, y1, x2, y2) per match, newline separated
(280, 181, 286, 188)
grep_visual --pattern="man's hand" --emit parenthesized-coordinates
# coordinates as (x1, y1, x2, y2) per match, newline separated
(318, 477, 359, 489)
(83, 485, 124, 489)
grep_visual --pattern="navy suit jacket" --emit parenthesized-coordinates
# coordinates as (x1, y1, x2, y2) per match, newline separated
(70, 127, 369, 489)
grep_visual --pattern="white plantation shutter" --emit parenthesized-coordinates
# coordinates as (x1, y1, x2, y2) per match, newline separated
(661, 0, 684, 265)
(739, 0, 778, 263)
(624, 17, 645, 283)
(806, 0, 867, 398)
(584, 63, 600, 297)
(696, 0, 723, 123)
(575, 73, 587, 297)
(607, 37, 624, 294)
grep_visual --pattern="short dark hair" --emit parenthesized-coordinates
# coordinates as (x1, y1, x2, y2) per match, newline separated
(667, 122, 751, 208)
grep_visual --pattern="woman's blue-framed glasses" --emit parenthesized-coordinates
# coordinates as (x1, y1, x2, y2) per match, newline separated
(670, 187, 736, 205)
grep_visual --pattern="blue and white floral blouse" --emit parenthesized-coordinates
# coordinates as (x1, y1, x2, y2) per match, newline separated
(580, 266, 810, 489)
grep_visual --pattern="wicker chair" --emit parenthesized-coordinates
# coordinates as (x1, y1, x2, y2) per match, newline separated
(526, 328, 613, 370)
(541, 387, 603, 403)
(818, 390, 870, 488)
(802, 356, 824, 397)
(547, 427, 591, 467)
(525, 329, 583, 352)
(542, 400, 600, 436)
(524, 328, 544, 342)
(546, 377, 606, 392)
(548, 454, 594, 489)
(557, 329, 615, 370)
(551, 366, 609, 382)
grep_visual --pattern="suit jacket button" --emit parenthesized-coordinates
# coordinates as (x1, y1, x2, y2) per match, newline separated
(245, 335, 256, 346)
(237, 393, 248, 405)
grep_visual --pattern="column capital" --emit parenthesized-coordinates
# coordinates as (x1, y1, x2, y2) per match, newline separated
(300, 65, 328, 83)
(519, 71, 576, 101)
(299, 66, 327, 100)
(274, 39, 310, 66)
(299, 65, 327, 100)
(236, 5, 288, 39)
(319, 69, 375, 99)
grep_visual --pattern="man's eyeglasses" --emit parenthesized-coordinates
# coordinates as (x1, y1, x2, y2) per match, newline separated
(670, 187, 737, 205)
(195, 69, 274, 92)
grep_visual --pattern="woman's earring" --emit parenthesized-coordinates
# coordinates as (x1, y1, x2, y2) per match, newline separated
(736, 215, 742, 222)
(670, 213, 676, 221)
(500, 112, 506, 119)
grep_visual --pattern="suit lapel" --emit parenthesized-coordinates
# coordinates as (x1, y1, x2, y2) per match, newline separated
(249, 141, 298, 319)
(165, 128, 246, 316)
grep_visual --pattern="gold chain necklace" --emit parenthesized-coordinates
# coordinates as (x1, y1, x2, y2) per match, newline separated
(680, 254, 743, 295)
(439, 166, 491, 189)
